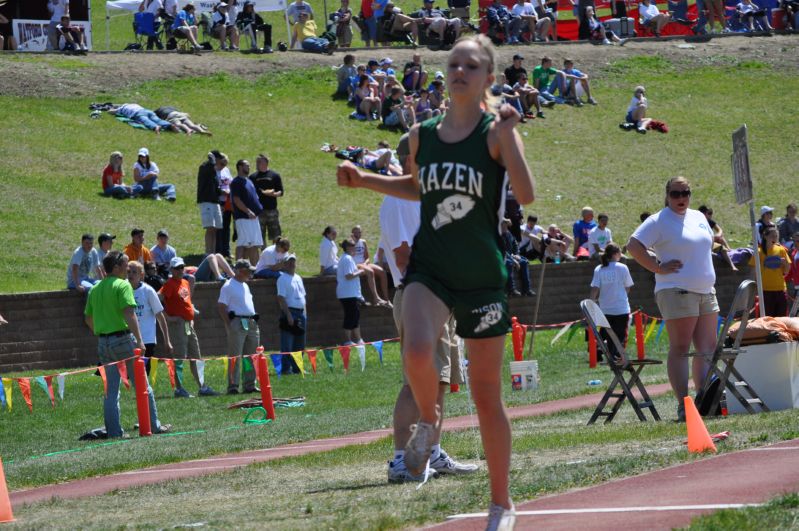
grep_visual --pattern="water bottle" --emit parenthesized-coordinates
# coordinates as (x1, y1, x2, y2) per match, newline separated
(554, 251, 561, 265)
(587, 379, 602, 386)
(720, 390, 728, 417)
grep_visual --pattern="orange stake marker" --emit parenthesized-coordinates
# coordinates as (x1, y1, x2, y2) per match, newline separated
(685, 396, 717, 453)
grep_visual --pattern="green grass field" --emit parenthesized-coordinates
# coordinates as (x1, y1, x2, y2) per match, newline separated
(0, 56, 797, 293)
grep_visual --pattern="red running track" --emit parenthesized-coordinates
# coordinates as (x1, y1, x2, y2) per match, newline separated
(10, 383, 671, 506)
(432, 438, 799, 530)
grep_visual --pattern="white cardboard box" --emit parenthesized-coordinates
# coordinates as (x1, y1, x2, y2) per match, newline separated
(727, 341, 799, 414)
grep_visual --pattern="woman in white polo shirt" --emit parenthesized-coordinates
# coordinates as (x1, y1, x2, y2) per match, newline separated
(627, 176, 718, 421)
(589, 242, 633, 363)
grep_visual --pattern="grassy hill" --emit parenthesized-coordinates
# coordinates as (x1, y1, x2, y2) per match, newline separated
(0, 45, 797, 293)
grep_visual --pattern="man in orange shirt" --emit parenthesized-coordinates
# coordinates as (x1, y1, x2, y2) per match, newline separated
(158, 256, 220, 398)
(124, 228, 153, 265)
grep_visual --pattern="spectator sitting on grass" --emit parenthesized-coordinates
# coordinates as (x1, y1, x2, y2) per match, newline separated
(337, 54, 358, 96)
(337, 239, 366, 345)
(402, 53, 428, 93)
(170, 2, 203, 51)
(292, 11, 334, 53)
(351, 225, 391, 306)
(381, 86, 416, 132)
(560, 58, 598, 106)
(621, 85, 652, 134)
(572, 206, 596, 259)
(133, 147, 177, 201)
(107, 104, 176, 134)
(501, 219, 534, 296)
(237, 0, 274, 52)
(491, 73, 524, 118)
(102, 151, 140, 199)
(320, 225, 340, 275)
(355, 74, 381, 120)
(254, 237, 291, 279)
(414, 88, 440, 120)
(698, 205, 739, 271)
(428, 78, 448, 112)
(56, 15, 87, 52)
(532, 56, 566, 105)
(67, 233, 102, 292)
(154, 106, 212, 136)
(362, 140, 403, 175)
(512, 72, 546, 119)
(587, 213, 612, 260)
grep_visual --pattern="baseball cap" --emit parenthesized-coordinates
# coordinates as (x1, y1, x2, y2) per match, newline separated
(137, 147, 149, 157)
(285, 253, 297, 261)
(512, 54, 524, 61)
(98, 233, 116, 244)
(81, 233, 94, 241)
(169, 257, 185, 269)
(131, 228, 144, 236)
(761, 205, 774, 215)
(368, 59, 379, 66)
(218, 2, 228, 7)
(380, 57, 393, 65)
(157, 229, 169, 238)
(234, 259, 256, 271)
(434, 70, 444, 79)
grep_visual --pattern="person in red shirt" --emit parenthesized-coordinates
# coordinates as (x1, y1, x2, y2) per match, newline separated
(158, 256, 220, 398)
(102, 152, 141, 199)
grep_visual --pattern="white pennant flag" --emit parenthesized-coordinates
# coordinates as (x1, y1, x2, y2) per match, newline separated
(356, 344, 366, 371)
(196, 360, 206, 387)
(57, 373, 66, 400)
(550, 321, 574, 346)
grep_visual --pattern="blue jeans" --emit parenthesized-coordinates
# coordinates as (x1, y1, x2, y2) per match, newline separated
(506, 96, 523, 115)
(280, 308, 306, 374)
(104, 184, 142, 199)
(139, 177, 176, 200)
(132, 110, 172, 131)
(98, 333, 161, 437)
(254, 268, 281, 279)
(363, 16, 377, 41)
(505, 256, 531, 293)
(301, 37, 330, 53)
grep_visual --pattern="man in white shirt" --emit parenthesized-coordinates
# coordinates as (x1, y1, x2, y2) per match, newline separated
(638, 0, 671, 35)
(47, 0, 70, 50)
(587, 213, 613, 259)
(276, 254, 306, 374)
(509, 0, 549, 42)
(519, 214, 544, 260)
(128, 260, 173, 364)
(218, 259, 260, 393)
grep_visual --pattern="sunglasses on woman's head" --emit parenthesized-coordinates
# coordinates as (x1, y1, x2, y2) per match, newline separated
(669, 190, 691, 198)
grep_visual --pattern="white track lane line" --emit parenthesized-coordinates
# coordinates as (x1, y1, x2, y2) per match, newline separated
(447, 503, 762, 519)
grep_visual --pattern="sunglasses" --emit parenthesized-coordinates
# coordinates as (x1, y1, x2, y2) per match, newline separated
(668, 190, 691, 199)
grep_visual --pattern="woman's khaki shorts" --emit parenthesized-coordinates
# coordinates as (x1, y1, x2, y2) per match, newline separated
(655, 288, 719, 320)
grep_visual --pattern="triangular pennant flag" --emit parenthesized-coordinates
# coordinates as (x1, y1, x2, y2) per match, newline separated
(164, 359, 176, 389)
(655, 320, 666, 344)
(2, 378, 12, 411)
(717, 315, 724, 334)
(222, 356, 228, 382)
(44, 376, 56, 408)
(98, 366, 108, 397)
(323, 349, 335, 370)
(644, 318, 658, 343)
(0, 379, 5, 410)
(196, 360, 206, 387)
(307, 350, 318, 375)
(339, 346, 351, 372)
(18, 379, 33, 413)
(269, 354, 283, 377)
(290, 352, 305, 377)
(550, 321, 573, 345)
(117, 361, 130, 390)
(243, 356, 253, 373)
(56, 374, 66, 401)
(372, 341, 384, 364)
(150, 357, 159, 386)
(35, 376, 48, 397)
(356, 344, 366, 371)
(566, 323, 580, 343)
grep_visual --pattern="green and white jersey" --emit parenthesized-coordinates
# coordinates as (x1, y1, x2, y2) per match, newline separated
(408, 112, 508, 292)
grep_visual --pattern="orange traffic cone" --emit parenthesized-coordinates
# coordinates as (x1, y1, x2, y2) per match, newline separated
(684, 396, 717, 454)
(0, 456, 14, 522)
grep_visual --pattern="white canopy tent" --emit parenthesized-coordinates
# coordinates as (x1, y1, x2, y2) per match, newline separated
(105, 0, 290, 51)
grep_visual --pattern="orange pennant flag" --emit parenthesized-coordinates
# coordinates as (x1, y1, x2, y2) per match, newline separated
(98, 366, 108, 397)
(17, 379, 33, 413)
(164, 359, 176, 389)
(307, 349, 317, 375)
(117, 360, 131, 390)
(44, 376, 56, 408)
(339, 346, 351, 372)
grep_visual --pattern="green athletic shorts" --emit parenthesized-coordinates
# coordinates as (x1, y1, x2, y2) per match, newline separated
(405, 272, 510, 339)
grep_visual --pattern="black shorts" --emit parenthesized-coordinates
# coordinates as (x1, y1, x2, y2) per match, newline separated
(340, 297, 360, 330)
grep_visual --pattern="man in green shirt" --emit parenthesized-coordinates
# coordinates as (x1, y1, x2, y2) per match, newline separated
(85, 250, 170, 438)
(532, 56, 566, 104)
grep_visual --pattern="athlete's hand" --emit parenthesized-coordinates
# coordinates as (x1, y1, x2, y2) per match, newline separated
(494, 103, 521, 136)
(337, 161, 364, 189)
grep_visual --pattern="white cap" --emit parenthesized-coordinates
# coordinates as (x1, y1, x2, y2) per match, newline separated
(284, 253, 297, 261)
(138, 147, 149, 157)
(170, 256, 185, 268)
(434, 71, 444, 79)
(761, 205, 774, 215)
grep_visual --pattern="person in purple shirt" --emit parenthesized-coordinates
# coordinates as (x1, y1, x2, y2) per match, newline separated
(572, 206, 596, 260)
(230, 159, 264, 265)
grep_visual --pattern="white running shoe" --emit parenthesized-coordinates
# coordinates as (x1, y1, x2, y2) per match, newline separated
(404, 421, 435, 476)
(429, 449, 479, 475)
(387, 459, 438, 484)
(486, 503, 516, 531)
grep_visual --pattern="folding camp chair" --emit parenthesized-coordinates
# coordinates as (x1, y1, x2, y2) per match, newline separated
(581, 299, 663, 425)
(134, 12, 161, 49)
(693, 280, 770, 415)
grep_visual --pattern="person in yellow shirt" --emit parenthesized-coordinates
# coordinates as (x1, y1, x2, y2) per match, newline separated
(749, 226, 790, 316)
(291, 11, 333, 53)
(124, 228, 153, 265)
